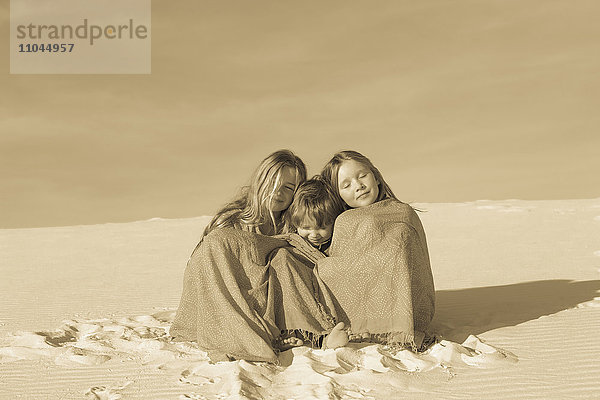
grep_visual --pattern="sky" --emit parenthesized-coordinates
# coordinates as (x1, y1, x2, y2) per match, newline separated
(1, 0, 599, 228)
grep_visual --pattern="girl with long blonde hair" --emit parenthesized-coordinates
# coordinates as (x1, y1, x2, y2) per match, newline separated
(203, 149, 307, 236)
(172, 150, 342, 362)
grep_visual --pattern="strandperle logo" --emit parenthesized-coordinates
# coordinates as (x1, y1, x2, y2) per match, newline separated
(15, 19, 149, 46)
(10, 0, 151, 74)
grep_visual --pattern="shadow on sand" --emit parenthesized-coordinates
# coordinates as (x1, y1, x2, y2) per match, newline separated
(431, 279, 600, 342)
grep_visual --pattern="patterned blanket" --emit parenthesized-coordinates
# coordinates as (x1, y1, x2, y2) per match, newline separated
(170, 228, 336, 363)
(315, 199, 435, 348)
(170, 199, 435, 361)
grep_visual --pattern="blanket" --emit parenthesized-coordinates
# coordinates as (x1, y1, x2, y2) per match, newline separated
(315, 199, 435, 348)
(170, 228, 337, 363)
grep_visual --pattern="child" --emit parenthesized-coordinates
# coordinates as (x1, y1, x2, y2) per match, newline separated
(172, 150, 316, 361)
(281, 176, 349, 349)
(203, 149, 307, 238)
(321, 150, 397, 210)
(319, 151, 436, 352)
(286, 177, 345, 253)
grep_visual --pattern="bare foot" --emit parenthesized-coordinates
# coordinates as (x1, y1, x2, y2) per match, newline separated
(274, 334, 304, 351)
(323, 322, 349, 349)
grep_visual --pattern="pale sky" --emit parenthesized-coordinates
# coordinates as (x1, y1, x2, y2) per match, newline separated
(1, 0, 599, 228)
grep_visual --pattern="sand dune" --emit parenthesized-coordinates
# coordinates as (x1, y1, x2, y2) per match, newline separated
(1, 199, 599, 399)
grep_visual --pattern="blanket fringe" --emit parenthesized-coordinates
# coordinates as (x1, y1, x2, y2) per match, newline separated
(349, 331, 418, 352)
(276, 329, 423, 353)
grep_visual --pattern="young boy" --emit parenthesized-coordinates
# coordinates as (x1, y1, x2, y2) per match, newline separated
(282, 176, 348, 349)
(286, 176, 345, 254)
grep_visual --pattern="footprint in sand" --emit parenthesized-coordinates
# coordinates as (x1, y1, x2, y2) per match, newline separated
(593, 250, 600, 257)
(55, 347, 111, 366)
(36, 326, 79, 347)
(85, 381, 132, 400)
(179, 369, 222, 386)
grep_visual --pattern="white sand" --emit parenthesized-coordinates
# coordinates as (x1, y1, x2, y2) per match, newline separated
(1, 199, 599, 399)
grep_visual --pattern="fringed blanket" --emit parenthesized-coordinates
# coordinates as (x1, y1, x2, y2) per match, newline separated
(314, 199, 435, 348)
(170, 228, 337, 363)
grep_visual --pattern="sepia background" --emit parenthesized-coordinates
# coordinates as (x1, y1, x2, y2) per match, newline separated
(2, 3, 600, 398)
(1, 0, 599, 228)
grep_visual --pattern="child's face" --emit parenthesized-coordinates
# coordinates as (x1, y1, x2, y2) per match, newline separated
(297, 217, 333, 247)
(270, 166, 298, 212)
(337, 159, 379, 208)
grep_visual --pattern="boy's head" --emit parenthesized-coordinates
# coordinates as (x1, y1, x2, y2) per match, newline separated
(287, 177, 345, 247)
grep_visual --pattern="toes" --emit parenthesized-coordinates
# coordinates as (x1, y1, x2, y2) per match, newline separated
(274, 334, 304, 351)
(286, 337, 304, 347)
(278, 337, 303, 350)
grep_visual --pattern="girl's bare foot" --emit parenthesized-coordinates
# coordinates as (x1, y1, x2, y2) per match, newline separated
(323, 322, 349, 349)
(274, 334, 304, 351)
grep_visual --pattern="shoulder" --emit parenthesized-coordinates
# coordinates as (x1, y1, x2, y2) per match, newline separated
(213, 209, 243, 227)
(202, 227, 242, 246)
(334, 199, 423, 232)
(336, 199, 411, 220)
(374, 199, 420, 219)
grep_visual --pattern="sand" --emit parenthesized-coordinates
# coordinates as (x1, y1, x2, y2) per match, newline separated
(1, 199, 599, 399)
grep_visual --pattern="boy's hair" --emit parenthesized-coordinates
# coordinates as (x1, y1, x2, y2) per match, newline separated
(287, 176, 345, 229)
(204, 149, 307, 237)
(321, 150, 397, 210)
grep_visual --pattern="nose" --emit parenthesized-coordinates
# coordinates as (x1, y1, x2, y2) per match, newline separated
(354, 180, 365, 191)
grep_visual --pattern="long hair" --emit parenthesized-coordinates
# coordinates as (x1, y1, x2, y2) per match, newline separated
(321, 150, 397, 209)
(203, 150, 307, 237)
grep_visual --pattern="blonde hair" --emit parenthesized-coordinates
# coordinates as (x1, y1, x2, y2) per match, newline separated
(204, 150, 307, 236)
(321, 150, 397, 209)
